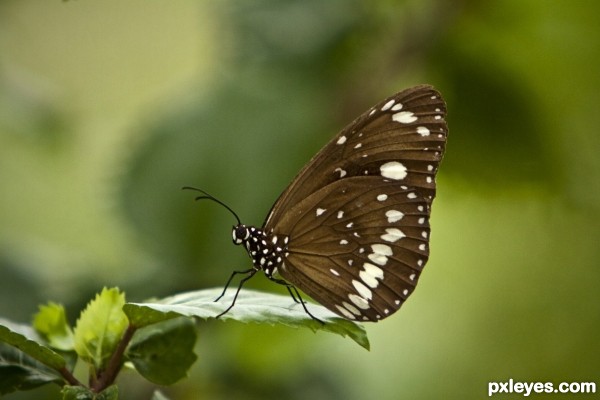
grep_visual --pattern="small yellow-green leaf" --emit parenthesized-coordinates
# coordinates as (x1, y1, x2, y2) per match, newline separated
(73, 288, 129, 370)
(33, 302, 74, 351)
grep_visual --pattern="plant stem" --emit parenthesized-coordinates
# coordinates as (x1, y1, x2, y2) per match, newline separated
(59, 366, 84, 387)
(91, 324, 137, 393)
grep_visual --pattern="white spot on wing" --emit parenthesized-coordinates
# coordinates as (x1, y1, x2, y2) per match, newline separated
(372, 244, 392, 256)
(381, 228, 406, 242)
(392, 111, 417, 124)
(316, 208, 326, 216)
(330, 268, 340, 276)
(377, 194, 388, 201)
(385, 209, 404, 223)
(337, 210, 344, 219)
(335, 305, 356, 319)
(334, 167, 347, 178)
(381, 99, 395, 111)
(368, 244, 393, 266)
(380, 161, 407, 180)
(352, 280, 373, 300)
(360, 270, 378, 288)
(391, 103, 403, 111)
(342, 302, 361, 316)
(336, 135, 347, 145)
(417, 126, 430, 136)
(360, 262, 384, 289)
(348, 294, 369, 309)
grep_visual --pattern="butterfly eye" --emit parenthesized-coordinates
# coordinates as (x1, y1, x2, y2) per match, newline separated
(232, 225, 249, 245)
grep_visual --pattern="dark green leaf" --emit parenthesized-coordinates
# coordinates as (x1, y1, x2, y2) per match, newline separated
(124, 288, 369, 350)
(0, 319, 66, 370)
(62, 385, 118, 400)
(0, 319, 65, 394)
(126, 318, 197, 385)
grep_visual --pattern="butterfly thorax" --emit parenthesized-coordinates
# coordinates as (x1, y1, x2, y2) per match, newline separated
(232, 224, 289, 278)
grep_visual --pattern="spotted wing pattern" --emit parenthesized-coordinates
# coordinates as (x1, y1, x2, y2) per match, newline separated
(264, 85, 447, 321)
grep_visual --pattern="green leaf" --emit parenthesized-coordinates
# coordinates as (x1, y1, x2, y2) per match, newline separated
(126, 317, 197, 385)
(0, 318, 66, 370)
(0, 318, 65, 394)
(124, 288, 370, 350)
(62, 384, 118, 400)
(73, 288, 129, 370)
(33, 302, 75, 351)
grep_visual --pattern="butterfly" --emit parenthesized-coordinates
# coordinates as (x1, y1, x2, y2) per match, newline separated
(187, 85, 447, 322)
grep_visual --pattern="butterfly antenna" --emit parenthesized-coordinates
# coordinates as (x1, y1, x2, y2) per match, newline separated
(182, 186, 242, 225)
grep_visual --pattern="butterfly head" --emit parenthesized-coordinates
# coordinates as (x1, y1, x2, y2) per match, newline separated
(232, 224, 250, 245)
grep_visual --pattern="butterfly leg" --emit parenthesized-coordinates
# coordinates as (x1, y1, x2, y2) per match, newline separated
(267, 276, 301, 303)
(267, 276, 324, 324)
(215, 268, 258, 319)
(290, 286, 324, 325)
(215, 268, 256, 302)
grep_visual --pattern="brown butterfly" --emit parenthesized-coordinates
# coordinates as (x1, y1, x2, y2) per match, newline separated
(187, 85, 447, 322)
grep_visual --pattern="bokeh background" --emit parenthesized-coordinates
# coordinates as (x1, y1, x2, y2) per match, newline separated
(1, 1, 599, 399)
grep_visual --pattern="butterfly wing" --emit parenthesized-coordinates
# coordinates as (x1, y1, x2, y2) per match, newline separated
(274, 177, 432, 321)
(263, 85, 447, 321)
(263, 84, 447, 228)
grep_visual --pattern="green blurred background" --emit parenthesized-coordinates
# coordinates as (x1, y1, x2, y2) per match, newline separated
(1, 0, 599, 399)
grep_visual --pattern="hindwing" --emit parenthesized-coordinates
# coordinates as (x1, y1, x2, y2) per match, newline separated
(274, 178, 432, 321)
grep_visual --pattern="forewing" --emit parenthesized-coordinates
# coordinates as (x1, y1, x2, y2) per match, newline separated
(263, 84, 447, 228)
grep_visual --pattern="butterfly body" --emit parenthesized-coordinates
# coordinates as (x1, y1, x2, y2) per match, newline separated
(232, 224, 288, 279)
(225, 85, 448, 322)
